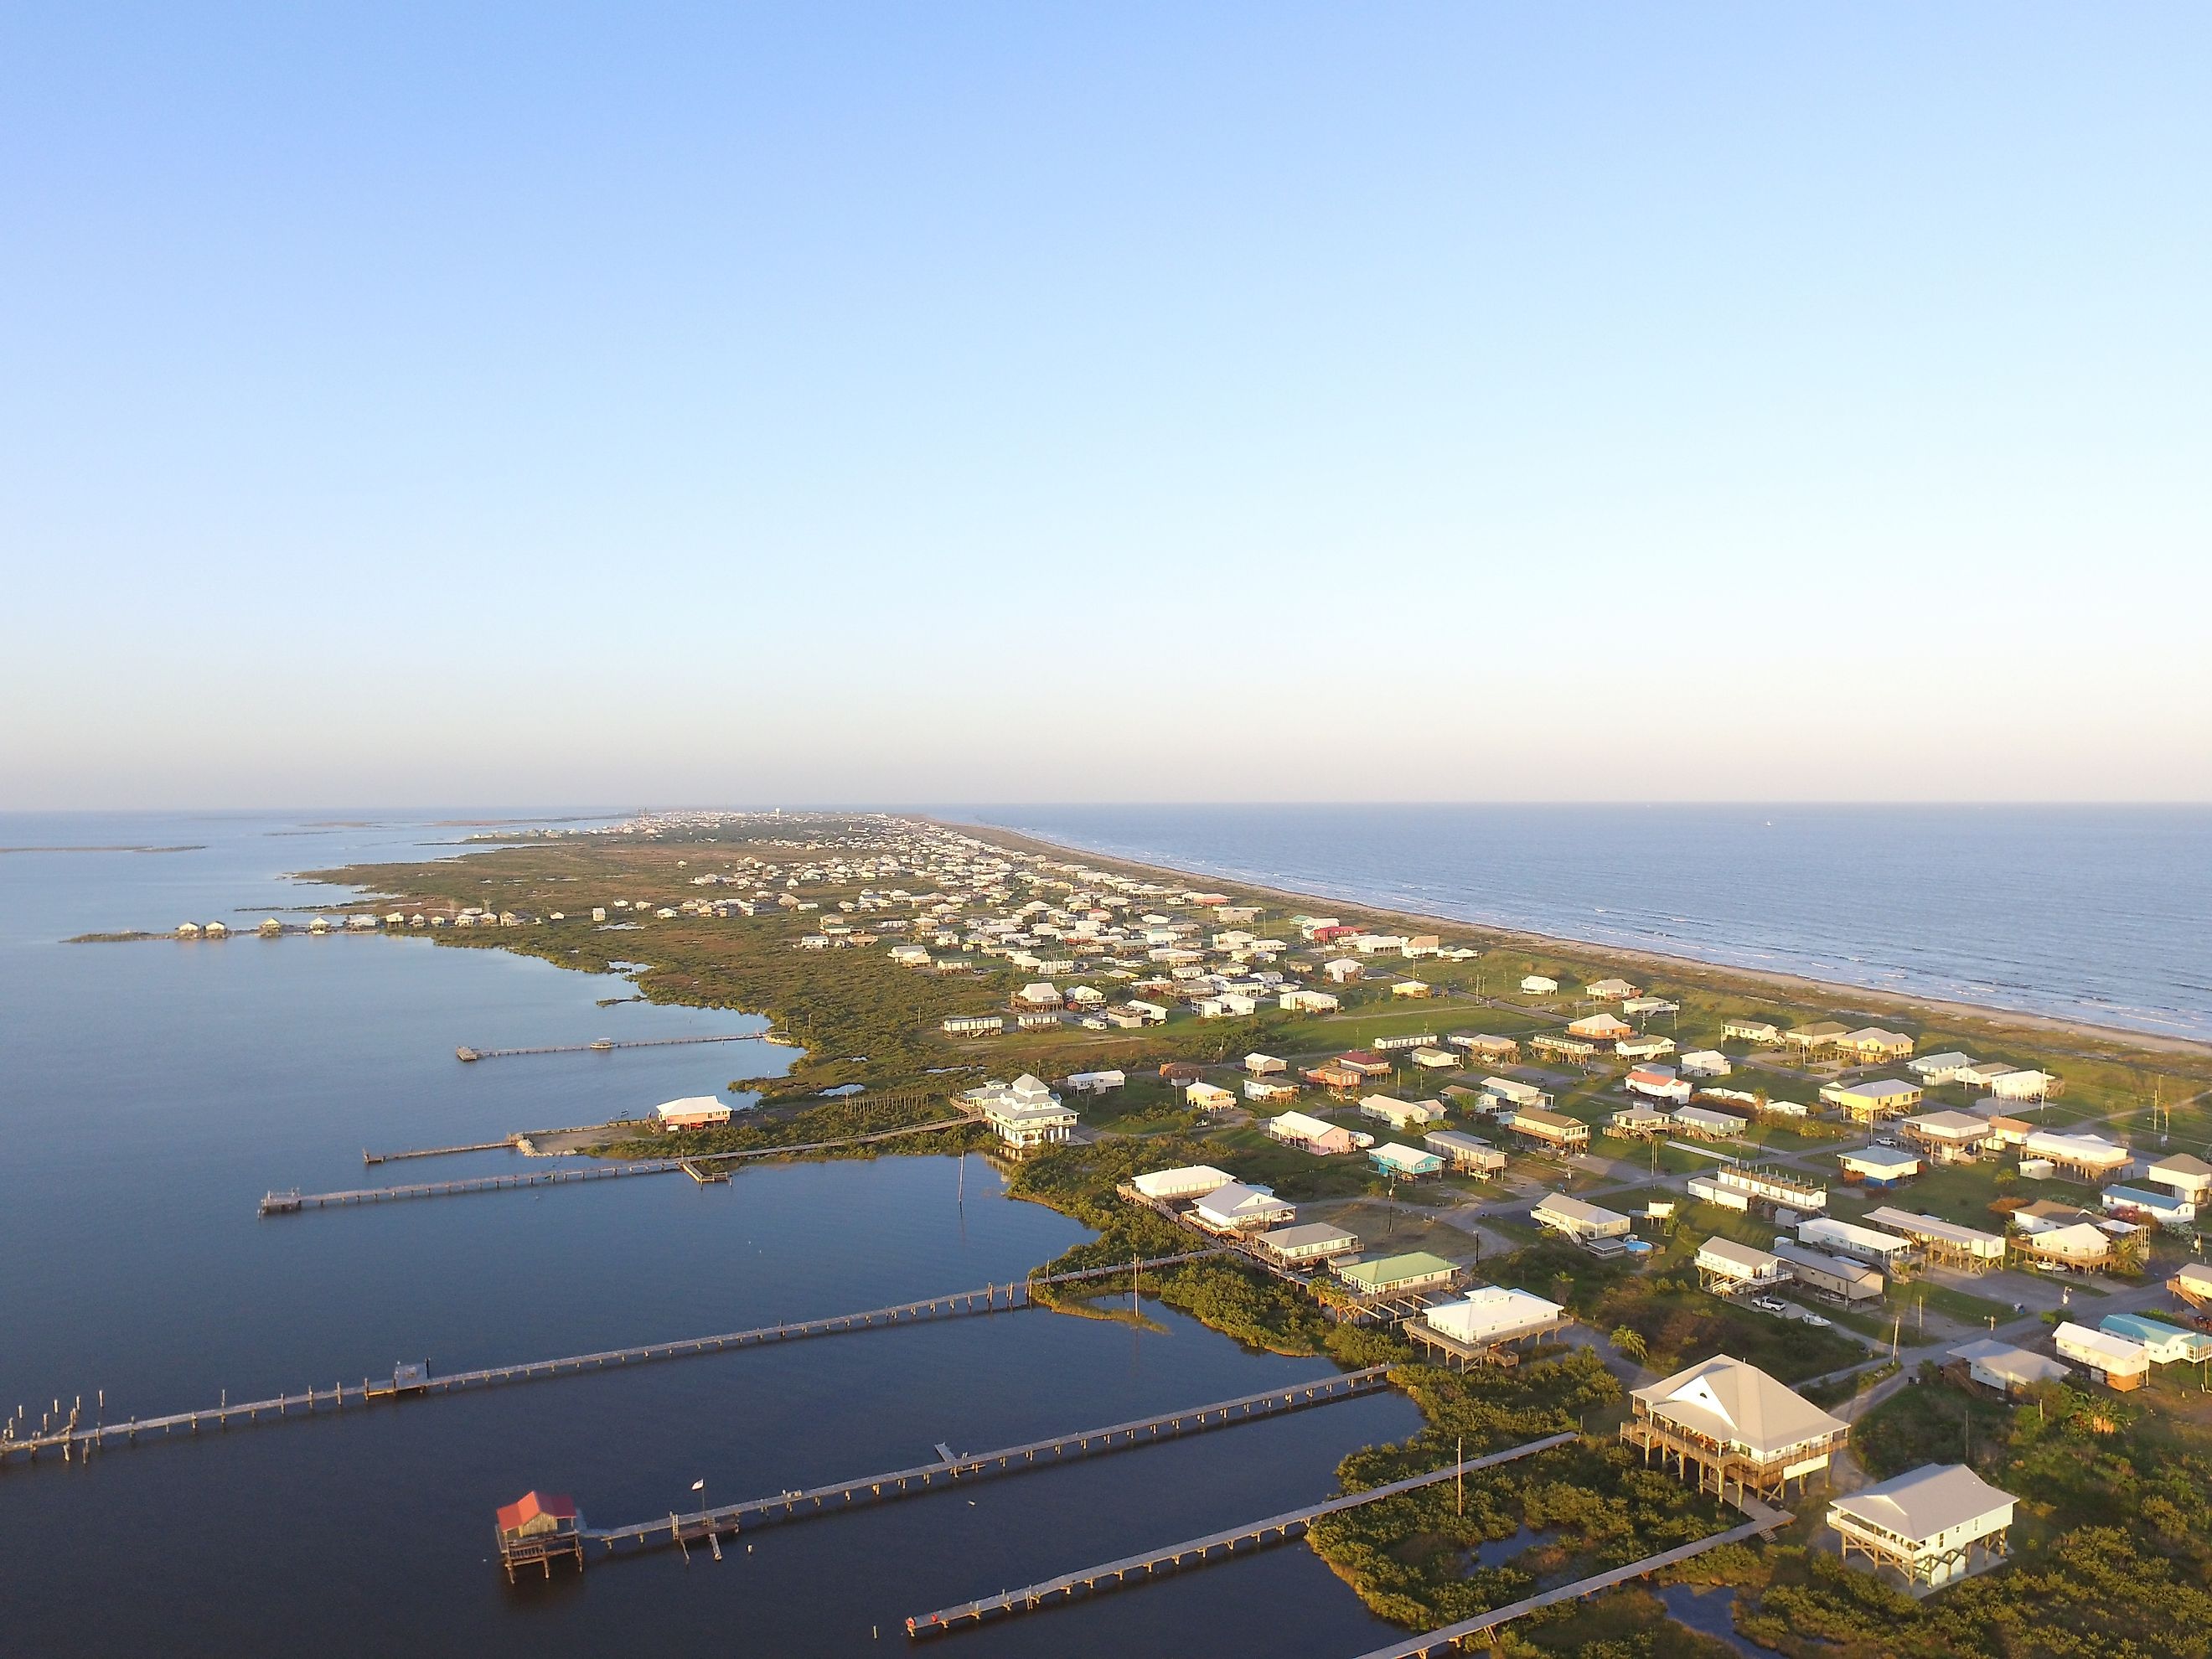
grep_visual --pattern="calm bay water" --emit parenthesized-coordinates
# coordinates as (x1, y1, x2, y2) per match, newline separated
(959, 804, 2212, 1044)
(0, 813, 1416, 1657)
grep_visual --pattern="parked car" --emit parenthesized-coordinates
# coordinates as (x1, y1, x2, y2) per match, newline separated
(1751, 1296, 1790, 1314)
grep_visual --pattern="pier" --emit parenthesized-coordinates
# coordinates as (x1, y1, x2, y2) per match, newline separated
(363, 1136, 519, 1165)
(456, 1034, 752, 1062)
(570, 1367, 1394, 1567)
(902, 1432, 1578, 1637)
(1346, 1500, 1793, 1658)
(260, 1160, 677, 1212)
(263, 1110, 979, 1216)
(0, 1253, 1222, 1470)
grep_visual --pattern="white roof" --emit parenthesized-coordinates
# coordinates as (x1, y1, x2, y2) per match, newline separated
(1839, 1145, 1922, 1172)
(2023, 1130, 2130, 1166)
(1258, 1221, 1356, 1251)
(1269, 1109, 1341, 1140)
(1902, 1110, 1990, 1137)
(1130, 1165, 1233, 1200)
(1371, 1141, 1439, 1171)
(655, 1095, 729, 1119)
(1801, 1216, 1913, 1253)
(1697, 1237, 1786, 1275)
(1193, 1181, 1294, 1222)
(1947, 1338, 2070, 1387)
(2025, 1221, 2112, 1257)
(2054, 1321, 2146, 1368)
(1425, 1285, 1565, 1346)
(1533, 1192, 1629, 1228)
(1633, 1355, 1846, 1459)
(1830, 1464, 2013, 1545)
(1861, 1207, 2003, 1252)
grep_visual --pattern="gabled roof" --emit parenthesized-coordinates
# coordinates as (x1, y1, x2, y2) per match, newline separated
(495, 1491, 578, 1532)
(1632, 1355, 1845, 1457)
(1697, 1237, 1785, 1274)
(1829, 1464, 2012, 1544)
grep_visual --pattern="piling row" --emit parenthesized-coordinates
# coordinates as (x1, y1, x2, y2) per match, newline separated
(902, 1432, 1580, 1636)
(264, 1112, 982, 1216)
(584, 1365, 1394, 1556)
(1346, 1505, 1791, 1659)
(0, 1253, 1222, 1470)
(456, 1035, 752, 1062)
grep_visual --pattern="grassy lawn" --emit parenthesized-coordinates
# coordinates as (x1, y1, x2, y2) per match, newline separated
(1889, 1279, 2014, 1329)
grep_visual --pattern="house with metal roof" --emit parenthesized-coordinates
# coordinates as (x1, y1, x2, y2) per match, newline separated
(1127, 1165, 1234, 1202)
(2101, 1184, 2196, 1229)
(1253, 1220, 1361, 1267)
(1899, 1109, 1994, 1164)
(1336, 1251, 1460, 1300)
(1507, 1107, 1590, 1152)
(1837, 1145, 1923, 1186)
(1861, 1207, 2005, 1270)
(2054, 1321, 2148, 1389)
(1189, 1181, 1297, 1236)
(1772, 1238, 1884, 1303)
(1946, 1338, 2071, 1396)
(1532, 1191, 1631, 1243)
(1622, 1355, 1849, 1503)
(1411, 1286, 1570, 1367)
(654, 1095, 734, 1131)
(1827, 1464, 2013, 1588)
(2020, 1129, 2130, 1181)
(1696, 1236, 1789, 1294)
(1370, 1142, 1445, 1180)
(2145, 1152, 2212, 1202)
(1266, 1109, 1369, 1156)
(2099, 1313, 2212, 1366)
(1423, 1128, 1505, 1175)
(1819, 1078, 1926, 1123)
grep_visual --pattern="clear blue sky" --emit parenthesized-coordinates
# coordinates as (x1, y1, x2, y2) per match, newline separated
(5, 5, 2207, 807)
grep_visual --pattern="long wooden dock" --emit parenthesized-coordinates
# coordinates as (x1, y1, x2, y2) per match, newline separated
(263, 1111, 979, 1215)
(902, 1432, 1579, 1637)
(363, 1137, 519, 1165)
(581, 1366, 1394, 1558)
(260, 1159, 679, 1212)
(1346, 1501, 1792, 1658)
(456, 1034, 752, 1062)
(0, 1253, 1222, 1470)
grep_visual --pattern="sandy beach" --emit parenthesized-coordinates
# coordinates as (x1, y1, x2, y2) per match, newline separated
(949, 818, 2212, 1067)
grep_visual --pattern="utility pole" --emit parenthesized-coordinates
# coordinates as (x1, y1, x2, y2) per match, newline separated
(1457, 1435, 1465, 1517)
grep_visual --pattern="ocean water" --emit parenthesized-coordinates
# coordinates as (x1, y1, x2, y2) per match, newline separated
(0, 812, 1417, 1657)
(956, 804, 2212, 1044)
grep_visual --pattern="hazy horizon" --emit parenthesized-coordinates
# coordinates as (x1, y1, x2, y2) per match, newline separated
(6, 5, 2207, 809)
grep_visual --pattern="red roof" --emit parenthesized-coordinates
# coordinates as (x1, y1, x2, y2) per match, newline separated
(496, 1491, 578, 1532)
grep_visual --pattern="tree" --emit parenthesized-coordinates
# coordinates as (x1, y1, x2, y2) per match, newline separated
(1610, 1325, 1650, 1366)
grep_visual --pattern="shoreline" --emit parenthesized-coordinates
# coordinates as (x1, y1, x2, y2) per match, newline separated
(942, 816, 2212, 1064)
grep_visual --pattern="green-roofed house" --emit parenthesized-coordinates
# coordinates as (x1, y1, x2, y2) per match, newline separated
(1336, 1251, 1460, 1299)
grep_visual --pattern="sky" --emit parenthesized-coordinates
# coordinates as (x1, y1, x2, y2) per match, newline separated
(4, 4, 2209, 808)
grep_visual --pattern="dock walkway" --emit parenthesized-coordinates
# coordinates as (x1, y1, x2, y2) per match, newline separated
(262, 1111, 979, 1215)
(363, 1137, 518, 1165)
(586, 1366, 1393, 1557)
(0, 1253, 1221, 1469)
(456, 1035, 751, 1062)
(1346, 1499, 1791, 1658)
(903, 1432, 1578, 1637)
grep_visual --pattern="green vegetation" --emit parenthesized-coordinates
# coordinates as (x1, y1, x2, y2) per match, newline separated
(1703, 1367, 2212, 1657)
(292, 818, 2212, 1654)
(594, 1090, 989, 1160)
